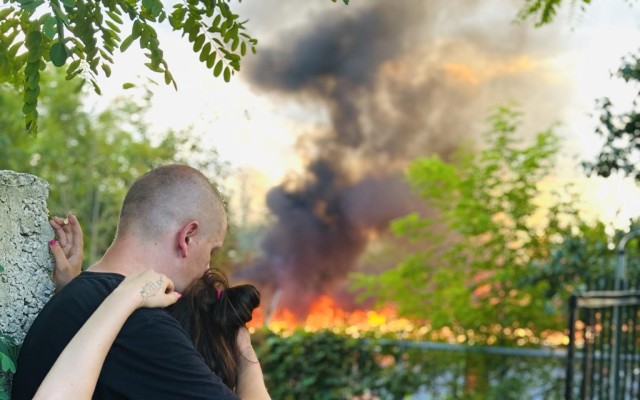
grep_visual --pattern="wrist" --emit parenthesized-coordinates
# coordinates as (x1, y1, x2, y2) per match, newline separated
(111, 284, 143, 311)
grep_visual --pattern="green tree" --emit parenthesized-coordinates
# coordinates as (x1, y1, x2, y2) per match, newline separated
(0, 0, 348, 134)
(353, 107, 612, 344)
(519, 0, 640, 181)
(517, 0, 593, 27)
(580, 52, 640, 180)
(0, 69, 230, 264)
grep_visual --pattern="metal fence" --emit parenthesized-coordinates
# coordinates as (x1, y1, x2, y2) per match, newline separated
(565, 230, 640, 400)
(566, 289, 640, 399)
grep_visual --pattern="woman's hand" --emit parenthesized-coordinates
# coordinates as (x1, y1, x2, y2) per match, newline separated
(236, 327, 271, 399)
(49, 212, 84, 291)
(115, 269, 182, 309)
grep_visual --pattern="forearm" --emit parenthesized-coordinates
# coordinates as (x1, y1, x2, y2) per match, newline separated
(236, 342, 271, 400)
(33, 288, 138, 400)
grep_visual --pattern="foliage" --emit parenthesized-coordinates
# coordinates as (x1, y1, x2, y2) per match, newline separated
(0, 0, 254, 134)
(517, 0, 593, 27)
(254, 329, 424, 400)
(0, 334, 17, 400)
(353, 107, 607, 342)
(0, 69, 230, 265)
(0, 0, 349, 134)
(580, 52, 640, 181)
(253, 329, 565, 399)
(518, 1, 640, 181)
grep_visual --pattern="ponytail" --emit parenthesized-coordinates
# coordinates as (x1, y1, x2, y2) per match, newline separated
(167, 269, 260, 389)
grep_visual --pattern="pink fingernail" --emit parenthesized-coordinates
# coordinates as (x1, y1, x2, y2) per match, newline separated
(49, 239, 57, 246)
(177, 292, 182, 299)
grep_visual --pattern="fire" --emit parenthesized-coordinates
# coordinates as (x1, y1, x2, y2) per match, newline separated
(247, 295, 570, 347)
(248, 295, 417, 337)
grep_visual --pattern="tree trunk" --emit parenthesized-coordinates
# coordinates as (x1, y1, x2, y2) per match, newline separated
(0, 170, 55, 394)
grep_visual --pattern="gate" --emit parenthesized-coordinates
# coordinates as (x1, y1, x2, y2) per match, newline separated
(566, 230, 640, 400)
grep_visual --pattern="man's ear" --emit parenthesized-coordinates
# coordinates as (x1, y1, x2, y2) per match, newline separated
(177, 221, 199, 258)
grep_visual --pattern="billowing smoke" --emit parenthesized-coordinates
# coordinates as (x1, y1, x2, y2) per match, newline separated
(238, 161, 416, 316)
(236, 0, 566, 316)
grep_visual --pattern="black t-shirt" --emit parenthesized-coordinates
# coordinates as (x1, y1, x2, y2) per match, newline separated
(11, 271, 239, 400)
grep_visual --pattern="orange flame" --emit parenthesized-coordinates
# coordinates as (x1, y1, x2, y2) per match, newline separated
(248, 295, 419, 337)
(247, 295, 568, 346)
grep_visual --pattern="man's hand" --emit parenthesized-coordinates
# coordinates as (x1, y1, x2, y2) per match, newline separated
(49, 212, 84, 291)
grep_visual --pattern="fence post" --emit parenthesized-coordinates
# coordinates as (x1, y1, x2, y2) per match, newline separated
(565, 295, 577, 400)
(610, 229, 640, 400)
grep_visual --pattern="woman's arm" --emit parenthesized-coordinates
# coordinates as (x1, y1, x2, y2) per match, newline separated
(33, 270, 181, 400)
(235, 328, 271, 400)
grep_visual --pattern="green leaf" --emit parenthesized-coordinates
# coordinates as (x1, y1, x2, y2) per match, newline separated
(27, 48, 40, 62)
(105, 20, 121, 34)
(213, 59, 223, 77)
(206, 52, 216, 68)
(193, 34, 205, 52)
(0, 263, 4, 273)
(50, 41, 68, 67)
(223, 66, 230, 82)
(90, 79, 102, 95)
(212, 14, 221, 29)
(25, 61, 39, 76)
(19, 0, 44, 12)
(122, 82, 135, 89)
(60, 0, 75, 7)
(0, 353, 16, 373)
(66, 58, 80, 71)
(101, 63, 111, 77)
(107, 10, 123, 24)
(26, 72, 39, 89)
(65, 68, 82, 80)
(142, 0, 164, 18)
(120, 34, 136, 52)
(25, 31, 42, 50)
(8, 41, 23, 58)
(0, 7, 13, 20)
(199, 42, 211, 62)
(42, 14, 57, 40)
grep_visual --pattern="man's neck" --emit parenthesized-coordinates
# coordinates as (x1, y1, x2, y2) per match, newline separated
(88, 237, 167, 277)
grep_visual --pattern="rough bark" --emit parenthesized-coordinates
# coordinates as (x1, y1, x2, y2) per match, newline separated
(0, 170, 55, 395)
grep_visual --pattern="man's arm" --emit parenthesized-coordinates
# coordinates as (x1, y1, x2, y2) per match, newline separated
(33, 270, 180, 400)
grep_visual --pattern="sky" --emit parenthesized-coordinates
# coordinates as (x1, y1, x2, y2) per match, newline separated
(94, 0, 640, 229)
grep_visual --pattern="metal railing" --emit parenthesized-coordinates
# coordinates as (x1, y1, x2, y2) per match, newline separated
(565, 230, 640, 400)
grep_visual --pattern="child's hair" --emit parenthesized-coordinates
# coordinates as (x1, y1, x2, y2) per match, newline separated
(167, 269, 260, 389)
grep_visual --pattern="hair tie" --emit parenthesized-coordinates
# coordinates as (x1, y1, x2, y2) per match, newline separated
(217, 289, 222, 299)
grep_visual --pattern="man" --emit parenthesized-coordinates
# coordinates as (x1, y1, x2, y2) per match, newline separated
(12, 164, 268, 399)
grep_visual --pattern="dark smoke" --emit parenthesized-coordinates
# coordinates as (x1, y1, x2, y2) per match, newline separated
(236, 161, 415, 317)
(236, 0, 566, 316)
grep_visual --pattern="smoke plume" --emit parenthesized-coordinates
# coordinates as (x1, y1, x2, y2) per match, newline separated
(236, 0, 567, 316)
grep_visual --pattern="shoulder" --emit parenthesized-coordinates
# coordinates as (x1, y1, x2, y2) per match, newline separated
(100, 309, 240, 399)
(54, 271, 124, 304)
(119, 307, 191, 343)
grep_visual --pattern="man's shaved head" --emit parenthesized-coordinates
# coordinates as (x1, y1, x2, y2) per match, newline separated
(117, 164, 227, 241)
